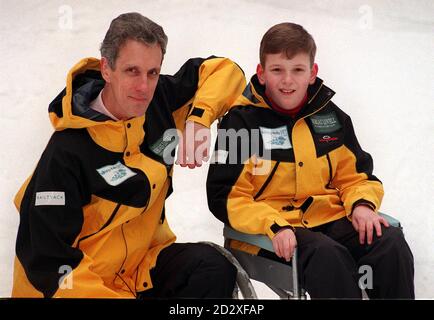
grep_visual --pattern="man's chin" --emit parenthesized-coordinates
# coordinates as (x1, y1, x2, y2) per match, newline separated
(130, 105, 149, 117)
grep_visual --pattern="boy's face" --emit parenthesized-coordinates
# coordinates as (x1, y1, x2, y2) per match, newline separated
(257, 52, 318, 110)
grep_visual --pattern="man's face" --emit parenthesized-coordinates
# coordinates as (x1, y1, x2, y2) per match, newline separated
(101, 39, 163, 120)
(257, 52, 318, 110)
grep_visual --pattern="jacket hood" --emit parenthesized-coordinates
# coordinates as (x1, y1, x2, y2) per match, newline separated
(48, 57, 114, 131)
(233, 74, 336, 117)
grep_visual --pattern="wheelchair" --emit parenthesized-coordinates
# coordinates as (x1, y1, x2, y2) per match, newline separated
(203, 212, 401, 299)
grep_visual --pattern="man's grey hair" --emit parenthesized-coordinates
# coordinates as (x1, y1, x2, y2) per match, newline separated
(100, 12, 168, 69)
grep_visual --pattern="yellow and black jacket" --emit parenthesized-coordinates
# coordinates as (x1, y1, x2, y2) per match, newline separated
(13, 56, 245, 298)
(207, 75, 384, 249)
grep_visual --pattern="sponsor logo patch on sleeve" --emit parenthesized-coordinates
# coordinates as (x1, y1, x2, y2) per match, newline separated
(35, 191, 65, 206)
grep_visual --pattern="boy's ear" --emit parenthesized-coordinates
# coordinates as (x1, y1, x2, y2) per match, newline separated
(309, 63, 318, 84)
(100, 57, 111, 83)
(256, 63, 266, 85)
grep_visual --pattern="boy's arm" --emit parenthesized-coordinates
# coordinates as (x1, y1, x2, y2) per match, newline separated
(206, 112, 294, 240)
(330, 115, 384, 219)
(13, 137, 122, 298)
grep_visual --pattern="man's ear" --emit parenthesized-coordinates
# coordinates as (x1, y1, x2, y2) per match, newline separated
(100, 57, 111, 83)
(310, 63, 318, 84)
(256, 63, 266, 85)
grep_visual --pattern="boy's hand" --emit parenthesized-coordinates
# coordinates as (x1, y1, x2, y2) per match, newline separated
(176, 120, 210, 168)
(272, 228, 297, 262)
(351, 205, 390, 245)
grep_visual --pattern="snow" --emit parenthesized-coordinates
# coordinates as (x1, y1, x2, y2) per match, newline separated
(1, 0, 433, 299)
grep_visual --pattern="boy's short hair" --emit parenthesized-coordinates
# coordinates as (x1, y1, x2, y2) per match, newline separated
(260, 22, 316, 67)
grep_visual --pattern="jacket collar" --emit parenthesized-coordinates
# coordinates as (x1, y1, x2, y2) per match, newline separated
(48, 57, 146, 153)
(242, 75, 336, 119)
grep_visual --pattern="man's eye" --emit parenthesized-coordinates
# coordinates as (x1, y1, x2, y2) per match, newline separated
(295, 68, 305, 72)
(271, 68, 281, 72)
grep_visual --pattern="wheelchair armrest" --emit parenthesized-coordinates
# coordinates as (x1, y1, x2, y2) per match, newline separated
(223, 225, 303, 298)
(223, 225, 275, 252)
(223, 213, 401, 253)
(378, 212, 401, 228)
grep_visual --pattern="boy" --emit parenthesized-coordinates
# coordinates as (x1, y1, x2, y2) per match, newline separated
(207, 23, 414, 298)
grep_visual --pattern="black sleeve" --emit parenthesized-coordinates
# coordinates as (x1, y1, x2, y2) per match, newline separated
(157, 56, 214, 112)
(15, 132, 88, 297)
(206, 110, 250, 224)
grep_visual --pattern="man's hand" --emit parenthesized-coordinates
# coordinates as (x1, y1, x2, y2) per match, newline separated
(272, 228, 297, 262)
(176, 120, 210, 168)
(351, 205, 390, 245)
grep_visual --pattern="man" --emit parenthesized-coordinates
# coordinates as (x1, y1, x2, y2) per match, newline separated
(13, 12, 245, 298)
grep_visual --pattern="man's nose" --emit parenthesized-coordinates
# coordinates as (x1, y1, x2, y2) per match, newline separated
(136, 75, 149, 92)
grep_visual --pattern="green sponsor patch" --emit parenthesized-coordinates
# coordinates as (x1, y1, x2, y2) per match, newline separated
(149, 131, 177, 158)
(96, 162, 137, 186)
(310, 111, 342, 134)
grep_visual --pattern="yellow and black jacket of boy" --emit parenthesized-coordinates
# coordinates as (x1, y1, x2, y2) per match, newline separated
(13, 56, 245, 298)
(207, 75, 383, 244)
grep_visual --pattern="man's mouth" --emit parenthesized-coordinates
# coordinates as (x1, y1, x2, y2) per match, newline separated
(129, 96, 147, 102)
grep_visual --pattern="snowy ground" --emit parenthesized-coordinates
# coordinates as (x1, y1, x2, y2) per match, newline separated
(0, 0, 433, 298)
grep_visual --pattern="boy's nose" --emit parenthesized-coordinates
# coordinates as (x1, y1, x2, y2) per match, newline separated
(282, 72, 294, 84)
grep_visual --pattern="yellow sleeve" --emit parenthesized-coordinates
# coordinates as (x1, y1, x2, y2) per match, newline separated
(185, 57, 246, 128)
(330, 117, 384, 218)
(226, 159, 293, 239)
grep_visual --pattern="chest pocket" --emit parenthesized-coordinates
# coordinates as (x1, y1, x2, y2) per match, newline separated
(131, 153, 168, 210)
(308, 111, 344, 158)
(309, 111, 342, 134)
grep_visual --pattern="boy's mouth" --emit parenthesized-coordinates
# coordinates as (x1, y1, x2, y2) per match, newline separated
(279, 89, 295, 95)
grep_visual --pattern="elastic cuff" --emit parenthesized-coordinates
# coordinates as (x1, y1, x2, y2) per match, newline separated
(186, 106, 213, 128)
(351, 199, 376, 213)
(267, 221, 295, 239)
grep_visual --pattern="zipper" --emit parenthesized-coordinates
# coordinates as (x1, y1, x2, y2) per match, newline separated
(326, 153, 334, 189)
(307, 83, 324, 105)
(253, 161, 280, 200)
(76, 202, 122, 248)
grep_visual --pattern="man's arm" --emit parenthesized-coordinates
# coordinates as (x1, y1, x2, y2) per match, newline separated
(158, 56, 246, 168)
(13, 135, 121, 298)
(176, 120, 210, 168)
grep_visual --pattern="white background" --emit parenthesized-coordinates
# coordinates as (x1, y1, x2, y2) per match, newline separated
(0, 0, 433, 298)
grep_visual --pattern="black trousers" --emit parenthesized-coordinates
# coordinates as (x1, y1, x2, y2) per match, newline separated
(260, 217, 414, 299)
(137, 243, 236, 298)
